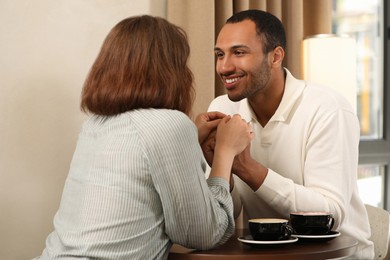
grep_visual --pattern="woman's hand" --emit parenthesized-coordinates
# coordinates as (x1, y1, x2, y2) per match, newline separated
(215, 114, 254, 156)
(209, 114, 254, 181)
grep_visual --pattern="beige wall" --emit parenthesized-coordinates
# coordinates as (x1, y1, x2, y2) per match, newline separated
(0, 1, 166, 259)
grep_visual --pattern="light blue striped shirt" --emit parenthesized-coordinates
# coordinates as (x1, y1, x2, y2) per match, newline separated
(36, 109, 234, 260)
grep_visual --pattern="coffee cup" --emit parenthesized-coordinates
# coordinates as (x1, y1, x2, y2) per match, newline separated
(249, 218, 293, 241)
(290, 211, 334, 235)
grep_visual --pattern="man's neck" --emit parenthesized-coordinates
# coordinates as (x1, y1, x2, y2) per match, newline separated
(248, 70, 286, 127)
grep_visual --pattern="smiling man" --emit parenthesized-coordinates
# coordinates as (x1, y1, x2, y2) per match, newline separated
(203, 9, 374, 259)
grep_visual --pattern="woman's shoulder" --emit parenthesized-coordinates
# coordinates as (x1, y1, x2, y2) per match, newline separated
(132, 109, 192, 127)
(129, 109, 199, 154)
(129, 109, 196, 137)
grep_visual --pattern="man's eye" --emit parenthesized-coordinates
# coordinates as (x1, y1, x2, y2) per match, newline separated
(215, 52, 224, 58)
(235, 51, 245, 56)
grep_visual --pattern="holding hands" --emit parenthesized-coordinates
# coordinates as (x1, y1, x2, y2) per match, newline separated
(195, 112, 253, 182)
(195, 111, 226, 144)
(214, 114, 253, 156)
(195, 112, 253, 156)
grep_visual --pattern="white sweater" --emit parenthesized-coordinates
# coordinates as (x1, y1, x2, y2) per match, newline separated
(208, 69, 374, 259)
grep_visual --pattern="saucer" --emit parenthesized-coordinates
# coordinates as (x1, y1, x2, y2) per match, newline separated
(291, 231, 341, 242)
(238, 235, 298, 247)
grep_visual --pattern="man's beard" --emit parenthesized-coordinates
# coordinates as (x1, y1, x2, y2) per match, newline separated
(227, 57, 271, 102)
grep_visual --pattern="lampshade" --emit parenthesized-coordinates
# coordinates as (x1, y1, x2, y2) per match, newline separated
(302, 34, 357, 112)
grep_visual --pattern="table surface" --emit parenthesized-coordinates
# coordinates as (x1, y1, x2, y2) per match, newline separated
(168, 229, 358, 260)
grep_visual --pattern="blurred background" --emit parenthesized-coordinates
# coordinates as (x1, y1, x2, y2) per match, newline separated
(0, 1, 165, 259)
(1, 0, 389, 259)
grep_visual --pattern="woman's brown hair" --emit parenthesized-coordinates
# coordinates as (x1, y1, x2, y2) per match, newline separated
(81, 15, 195, 116)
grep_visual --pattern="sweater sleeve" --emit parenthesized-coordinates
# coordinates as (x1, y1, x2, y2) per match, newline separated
(256, 108, 360, 230)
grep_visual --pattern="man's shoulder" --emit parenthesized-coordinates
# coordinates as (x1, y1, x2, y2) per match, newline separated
(208, 95, 245, 114)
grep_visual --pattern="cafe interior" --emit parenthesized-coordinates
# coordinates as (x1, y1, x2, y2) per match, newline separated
(1, 0, 389, 259)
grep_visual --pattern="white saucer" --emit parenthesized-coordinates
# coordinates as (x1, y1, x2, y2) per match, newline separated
(238, 235, 298, 246)
(291, 231, 340, 241)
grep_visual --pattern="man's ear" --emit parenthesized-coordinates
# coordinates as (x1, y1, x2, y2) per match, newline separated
(270, 46, 285, 67)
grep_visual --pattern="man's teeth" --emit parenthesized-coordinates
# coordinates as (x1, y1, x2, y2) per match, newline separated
(226, 77, 240, 84)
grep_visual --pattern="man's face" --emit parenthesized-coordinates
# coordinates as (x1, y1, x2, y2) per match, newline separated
(214, 20, 271, 102)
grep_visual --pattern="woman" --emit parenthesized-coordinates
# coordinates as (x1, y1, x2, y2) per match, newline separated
(35, 15, 253, 259)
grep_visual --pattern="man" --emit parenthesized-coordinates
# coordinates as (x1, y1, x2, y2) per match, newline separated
(203, 9, 374, 259)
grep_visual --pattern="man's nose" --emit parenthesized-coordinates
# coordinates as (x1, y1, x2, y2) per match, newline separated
(217, 57, 235, 74)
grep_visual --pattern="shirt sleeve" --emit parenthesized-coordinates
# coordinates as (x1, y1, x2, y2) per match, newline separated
(230, 176, 243, 219)
(208, 96, 244, 220)
(141, 111, 235, 249)
(256, 108, 360, 230)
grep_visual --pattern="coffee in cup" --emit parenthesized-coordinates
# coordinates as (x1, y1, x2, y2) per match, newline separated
(249, 218, 293, 241)
(290, 211, 334, 235)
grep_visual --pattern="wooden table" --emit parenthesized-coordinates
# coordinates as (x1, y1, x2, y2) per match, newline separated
(168, 229, 358, 260)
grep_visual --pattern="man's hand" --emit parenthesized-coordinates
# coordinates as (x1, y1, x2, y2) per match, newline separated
(200, 129, 217, 167)
(232, 143, 252, 174)
(195, 111, 226, 144)
(232, 143, 268, 191)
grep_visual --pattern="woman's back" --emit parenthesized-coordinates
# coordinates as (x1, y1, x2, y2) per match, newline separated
(40, 109, 233, 259)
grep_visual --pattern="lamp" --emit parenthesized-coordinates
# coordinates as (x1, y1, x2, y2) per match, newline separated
(302, 34, 357, 112)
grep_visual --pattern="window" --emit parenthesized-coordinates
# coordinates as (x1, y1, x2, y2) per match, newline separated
(333, 0, 390, 209)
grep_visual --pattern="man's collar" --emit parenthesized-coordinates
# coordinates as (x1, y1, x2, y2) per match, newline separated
(238, 69, 306, 125)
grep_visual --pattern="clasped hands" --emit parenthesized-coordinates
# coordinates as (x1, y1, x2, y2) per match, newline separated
(195, 111, 253, 171)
